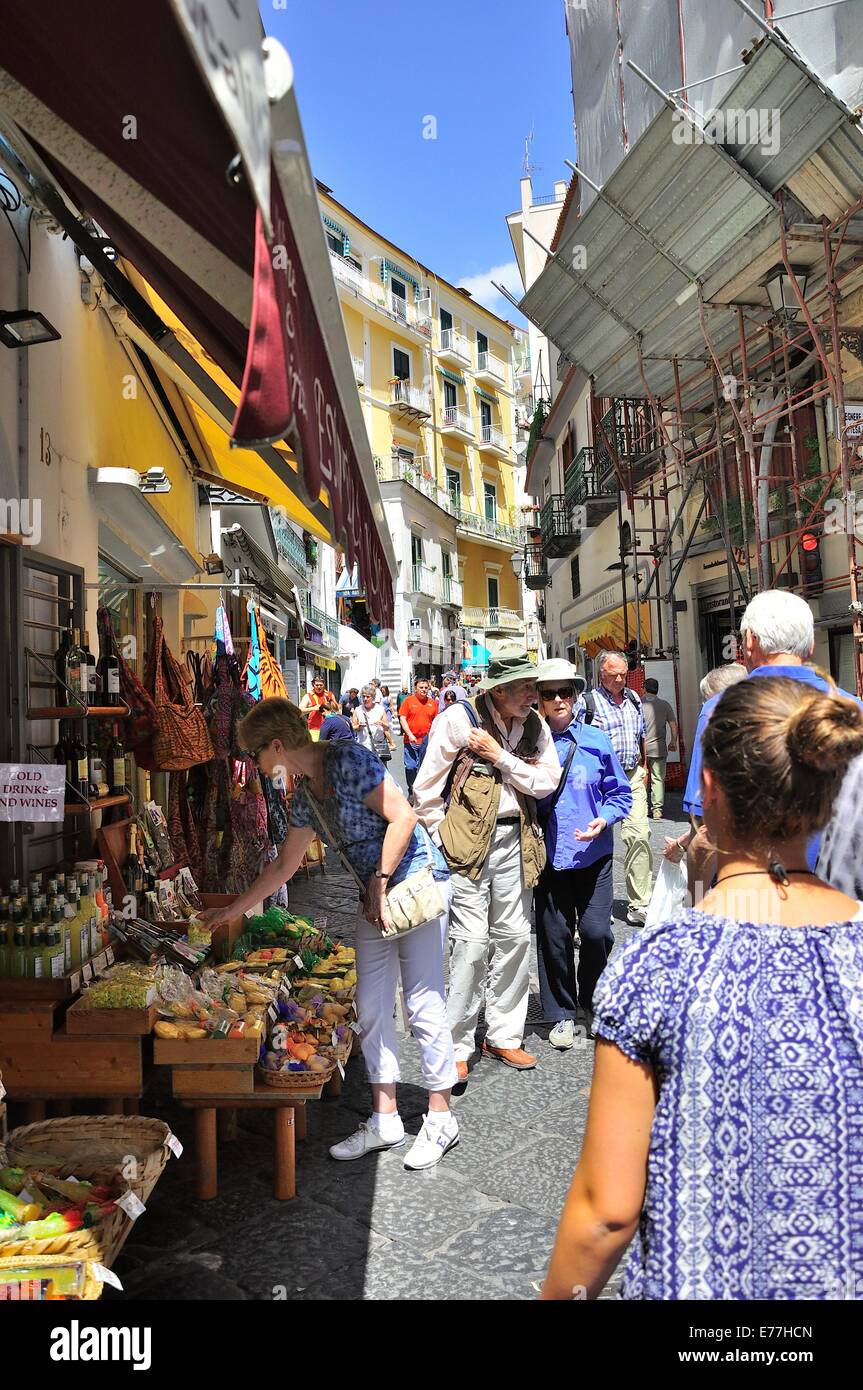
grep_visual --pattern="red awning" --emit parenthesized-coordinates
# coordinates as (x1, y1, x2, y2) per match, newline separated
(0, 0, 395, 627)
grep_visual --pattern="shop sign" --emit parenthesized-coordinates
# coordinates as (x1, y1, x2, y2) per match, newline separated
(0, 764, 66, 821)
(169, 0, 272, 236)
(232, 179, 395, 630)
(314, 656, 336, 671)
(844, 402, 863, 438)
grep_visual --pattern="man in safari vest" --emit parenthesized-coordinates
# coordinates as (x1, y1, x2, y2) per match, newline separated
(413, 645, 562, 1079)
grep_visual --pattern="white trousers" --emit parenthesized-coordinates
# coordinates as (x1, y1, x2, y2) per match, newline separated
(355, 882, 457, 1091)
(447, 823, 532, 1059)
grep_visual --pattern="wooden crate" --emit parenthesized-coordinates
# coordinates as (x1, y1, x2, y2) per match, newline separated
(0, 1000, 64, 1039)
(0, 1025, 143, 1098)
(172, 1065, 254, 1098)
(154, 1031, 261, 1066)
(65, 997, 157, 1037)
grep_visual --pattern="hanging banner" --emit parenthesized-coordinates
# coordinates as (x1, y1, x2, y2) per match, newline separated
(169, 0, 272, 238)
(232, 174, 394, 630)
(0, 764, 66, 821)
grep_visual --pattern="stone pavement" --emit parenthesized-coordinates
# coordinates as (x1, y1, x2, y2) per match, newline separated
(109, 780, 688, 1302)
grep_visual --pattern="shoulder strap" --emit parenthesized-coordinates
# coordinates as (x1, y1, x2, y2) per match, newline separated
(540, 739, 578, 822)
(583, 691, 596, 724)
(302, 780, 366, 892)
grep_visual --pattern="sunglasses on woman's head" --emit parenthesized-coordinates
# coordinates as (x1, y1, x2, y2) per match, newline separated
(540, 686, 576, 701)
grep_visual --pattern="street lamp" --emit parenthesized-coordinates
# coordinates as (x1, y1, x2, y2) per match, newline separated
(0, 309, 61, 347)
(510, 548, 525, 580)
(764, 266, 808, 319)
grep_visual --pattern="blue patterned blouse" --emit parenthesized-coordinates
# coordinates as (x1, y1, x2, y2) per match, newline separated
(289, 740, 449, 890)
(592, 907, 863, 1300)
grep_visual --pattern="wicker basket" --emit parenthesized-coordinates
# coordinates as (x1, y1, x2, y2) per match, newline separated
(0, 1250, 104, 1300)
(257, 1061, 336, 1090)
(0, 1206, 126, 1262)
(3, 1115, 173, 1203)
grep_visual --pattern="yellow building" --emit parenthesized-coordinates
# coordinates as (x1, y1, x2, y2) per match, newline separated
(318, 185, 523, 681)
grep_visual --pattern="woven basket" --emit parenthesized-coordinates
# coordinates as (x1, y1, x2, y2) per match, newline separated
(0, 1250, 104, 1300)
(257, 1062, 335, 1090)
(4, 1115, 173, 1203)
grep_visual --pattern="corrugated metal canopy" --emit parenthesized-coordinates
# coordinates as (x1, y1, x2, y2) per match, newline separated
(521, 30, 863, 406)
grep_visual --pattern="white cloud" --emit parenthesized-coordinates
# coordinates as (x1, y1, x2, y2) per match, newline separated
(454, 259, 524, 320)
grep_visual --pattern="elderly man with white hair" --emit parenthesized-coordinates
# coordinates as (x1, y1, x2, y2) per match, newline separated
(675, 589, 863, 899)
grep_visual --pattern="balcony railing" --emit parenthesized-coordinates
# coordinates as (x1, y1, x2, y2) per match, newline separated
(524, 539, 550, 590)
(329, 252, 432, 337)
(390, 379, 431, 416)
(440, 576, 464, 607)
(441, 405, 474, 436)
(480, 423, 509, 454)
(563, 446, 618, 525)
(351, 354, 364, 383)
(462, 606, 524, 632)
(304, 595, 338, 647)
(540, 493, 582, 559)
(593, 398, 662, 482)
(375, 454, 453, 514)
(409, 563, 439, 600)
(439, 328, 472, 364)
(270, 513, 310, 579)
(476, 350, 508, 386)
(455, 506, 524, 547)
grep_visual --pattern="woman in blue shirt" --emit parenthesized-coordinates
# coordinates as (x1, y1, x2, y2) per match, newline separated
(535, 661, 632, 1048)
(200, 697, 458, 1172)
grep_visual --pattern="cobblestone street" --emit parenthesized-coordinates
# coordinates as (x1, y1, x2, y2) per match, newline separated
(110, 794, 687, 1302)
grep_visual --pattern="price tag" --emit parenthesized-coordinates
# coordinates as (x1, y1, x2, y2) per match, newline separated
(81, 962, 93, 984)
(279, 978, 291, 997)
(19, 1188, 35, 1206)
(337, 1060, 345, 1079)
(0, 1079, 6, 1101)
(293, 955, 304, 970)
(116, 1190, 146, 1221)
(166, 1133, 184, 1159)
(93, 953, 108, 977)
(105, 946, 115, 966)
(68, 1175, 80, 1184)
(69, 972, 81, 994)
(91, 1262, 123, 1291)
(331, 1030, 338, 1047)
(349, 1021, 362, 1035)
(268, 1003, 277, 1023)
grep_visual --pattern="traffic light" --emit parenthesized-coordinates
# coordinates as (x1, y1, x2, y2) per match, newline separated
(800, 529, 823, 593)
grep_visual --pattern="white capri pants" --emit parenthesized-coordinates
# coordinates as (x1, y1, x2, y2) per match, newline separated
(355, 880, 457, 1091)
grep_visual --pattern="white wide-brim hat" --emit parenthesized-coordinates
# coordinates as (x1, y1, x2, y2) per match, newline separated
(535, 659, 584, 691)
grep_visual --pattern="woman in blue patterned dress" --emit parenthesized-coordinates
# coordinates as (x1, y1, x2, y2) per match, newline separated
(542, 676, 863, 1299)
(201, 698, 459, 1172)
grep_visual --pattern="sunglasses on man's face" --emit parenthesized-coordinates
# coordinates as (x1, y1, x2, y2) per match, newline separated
(540, 686, 576, 701)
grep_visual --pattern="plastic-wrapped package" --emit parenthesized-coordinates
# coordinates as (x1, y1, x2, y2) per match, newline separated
(79, 964, 159, 1011)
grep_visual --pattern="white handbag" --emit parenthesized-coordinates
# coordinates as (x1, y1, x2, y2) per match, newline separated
(303, 785, 446, 939)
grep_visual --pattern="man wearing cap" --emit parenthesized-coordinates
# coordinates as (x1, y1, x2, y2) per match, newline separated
(413, 644, 562, 1077)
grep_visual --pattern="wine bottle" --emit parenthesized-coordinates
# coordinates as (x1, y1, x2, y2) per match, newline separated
(109, 724, 127, 796)
(97, 633, 121, 707)
(54, 622, 72, 705)
(69, 728, 89, 802)
(125, 825, 141, 896)
(87, 732, 108, 798)
(82, 630, 98, 706)
(63, 629, 86, 704)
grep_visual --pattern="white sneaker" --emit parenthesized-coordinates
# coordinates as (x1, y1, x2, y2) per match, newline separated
(626, 906, 647, 926)
(329, 1119, 406, 1162)
(403, 1113, 459, 1171)
(549, 1019, 576, 1050)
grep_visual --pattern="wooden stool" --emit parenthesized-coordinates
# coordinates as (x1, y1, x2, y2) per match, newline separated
(179, 1083, 318, 1201)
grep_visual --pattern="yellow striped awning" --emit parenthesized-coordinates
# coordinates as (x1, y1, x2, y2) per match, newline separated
(576, 603, 652, 659)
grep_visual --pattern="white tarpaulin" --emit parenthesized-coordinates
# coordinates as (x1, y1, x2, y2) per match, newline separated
(0, 764, 66, 821)
(566, 0, 863, 212)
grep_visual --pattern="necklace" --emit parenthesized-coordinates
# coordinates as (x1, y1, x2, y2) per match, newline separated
(715, 869, 817, 885)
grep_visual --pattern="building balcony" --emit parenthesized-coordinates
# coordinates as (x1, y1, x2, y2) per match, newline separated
(440, 576, 464, 608)
(455, 506, 524, 549)
(438, 328, 472, 368)
(389, 379, 431, 419)
(407, 563, 439, 606)
(475, 351, 508, 388)
(304, 595, 339, 648)
(329, 252, 432, 339)
(594, 398, 662, 487)
(563, 446, 618, 529)
(351, 354, 365, 384)
(375, 454, 454, 516)
(441, 405, 474, 440)
(540, 493, 582, 559)
(478, 423, 510, 457)
(523, 538, 550, 590)
(463, 606, 524, 634)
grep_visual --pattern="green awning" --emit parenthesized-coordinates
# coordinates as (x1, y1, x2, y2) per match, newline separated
(474, 387, 498, 404)
(438, 367, 465, 386)
(380, 258, 421, 298)
(322, 215, 350, 256)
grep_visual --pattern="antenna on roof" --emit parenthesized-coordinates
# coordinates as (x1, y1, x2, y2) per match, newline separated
(522, 126, 542, 177)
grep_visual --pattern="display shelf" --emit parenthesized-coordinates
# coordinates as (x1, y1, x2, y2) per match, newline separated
(27, 705, 130, 720)
(64, 794, 131, 816)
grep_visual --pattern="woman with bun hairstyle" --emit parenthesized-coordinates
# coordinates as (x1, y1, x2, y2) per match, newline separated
(542, 677, 863, 1300)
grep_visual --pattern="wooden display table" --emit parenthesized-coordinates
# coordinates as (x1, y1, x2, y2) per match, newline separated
(178, 1080, 324, 1201)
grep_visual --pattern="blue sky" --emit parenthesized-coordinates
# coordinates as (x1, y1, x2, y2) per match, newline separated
(264, 0, 575, 321)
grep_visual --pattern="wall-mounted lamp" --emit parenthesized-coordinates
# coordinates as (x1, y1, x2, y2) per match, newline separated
(764, 265, 808, 319)
(0, 309, 61, 347)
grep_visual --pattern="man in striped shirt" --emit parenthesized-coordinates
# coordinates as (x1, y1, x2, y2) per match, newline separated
(584, 651, 653, 924)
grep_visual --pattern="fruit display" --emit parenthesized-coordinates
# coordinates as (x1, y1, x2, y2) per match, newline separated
(0, 1165, 119, 1247)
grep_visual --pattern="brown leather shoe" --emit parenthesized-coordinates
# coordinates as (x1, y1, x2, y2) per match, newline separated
(455, 1061, 469, 1083)
(482, 1042, 537, 1070)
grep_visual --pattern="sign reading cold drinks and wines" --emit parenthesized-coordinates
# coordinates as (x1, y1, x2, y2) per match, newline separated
(0, 764, 66, 822)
